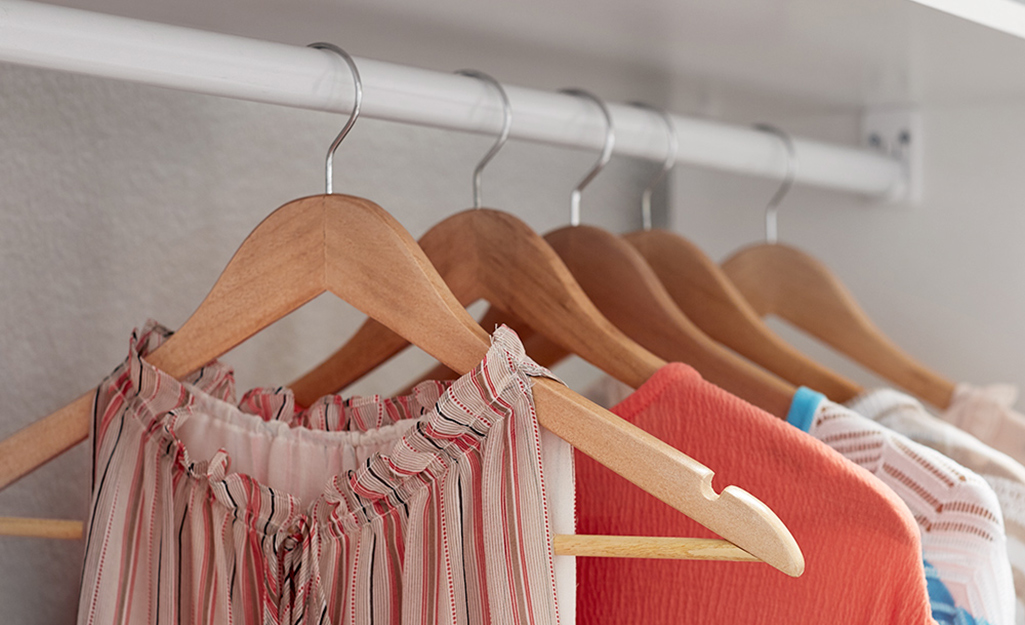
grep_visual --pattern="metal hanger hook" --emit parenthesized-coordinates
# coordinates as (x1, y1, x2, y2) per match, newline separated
(753, 123, 798, 244)
(309, 42, 363, 195)
(630, 102, 678, 231)
(455, 70, 512, 209)
(560, 88, 615, 227)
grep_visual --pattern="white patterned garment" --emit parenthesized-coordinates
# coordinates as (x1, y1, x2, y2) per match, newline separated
(849, 389, 1025, 625)
(797, 394, 1015, 625)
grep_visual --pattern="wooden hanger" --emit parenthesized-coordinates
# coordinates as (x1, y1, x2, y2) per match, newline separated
(0, 63, 804, 574)
(617, 105, 861, 402)
(626, 229, 862, 402)
(0, 194, 803, 573)
(720, 124, 953, 409)
(723, 242, 954, 409)
(532, 224, 796, 418)
(477, 93, 795, 418)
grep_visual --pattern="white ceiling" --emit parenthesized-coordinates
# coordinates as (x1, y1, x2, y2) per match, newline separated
(37, 0, 1025, 111)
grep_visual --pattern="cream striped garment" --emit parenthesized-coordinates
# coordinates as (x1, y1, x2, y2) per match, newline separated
(78, 321, 563, 625)
(805, 397, 1015, 625)
(849, 389, 1025, 625)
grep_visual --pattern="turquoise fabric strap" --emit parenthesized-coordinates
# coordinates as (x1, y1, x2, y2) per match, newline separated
(786, 386, 827, 432)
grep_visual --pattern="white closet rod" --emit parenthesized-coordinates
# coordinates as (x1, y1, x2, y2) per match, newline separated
(0, 0, 904, 199)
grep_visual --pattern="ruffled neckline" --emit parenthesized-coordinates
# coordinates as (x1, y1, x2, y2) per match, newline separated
(102, 320, 556, 538)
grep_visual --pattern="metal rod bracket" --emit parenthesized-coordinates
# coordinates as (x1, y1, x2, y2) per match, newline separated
(862, 107, 920, 205)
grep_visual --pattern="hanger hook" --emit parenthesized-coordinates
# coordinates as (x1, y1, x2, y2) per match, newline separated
(560, 88, 615, 227)
(455, 70, 512, 209)
(753, 123, 797, 244)
(309, 43, 363, 195)
(630, 102, 678, 231)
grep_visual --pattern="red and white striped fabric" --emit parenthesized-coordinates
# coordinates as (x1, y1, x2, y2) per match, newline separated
(78, 321, 563, 625)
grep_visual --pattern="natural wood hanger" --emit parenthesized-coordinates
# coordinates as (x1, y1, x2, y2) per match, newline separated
(507, 224, 794, 418)
(0, 62, 804, 574)
(473, 93, 795, 418)
(0, 194, 801, 572)
(723, 242, 954, 409)
(0, 192, 805, 571)
(626, 229, 862, 402)
(618, 105, 861, 402)
(720, 124, 953, 409)
(295, 94, 794, 424)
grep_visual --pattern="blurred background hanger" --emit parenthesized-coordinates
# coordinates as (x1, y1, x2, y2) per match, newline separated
(721, 123, 954, 409)
(622, 105, 861, 403)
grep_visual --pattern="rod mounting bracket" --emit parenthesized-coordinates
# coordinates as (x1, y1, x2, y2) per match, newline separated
(861, 107, 921, 205)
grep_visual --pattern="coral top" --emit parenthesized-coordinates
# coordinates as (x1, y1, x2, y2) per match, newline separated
(576, 364, 935, 624)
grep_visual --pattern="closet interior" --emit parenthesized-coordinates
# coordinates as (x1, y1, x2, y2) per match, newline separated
(3, 0, 1025, 623)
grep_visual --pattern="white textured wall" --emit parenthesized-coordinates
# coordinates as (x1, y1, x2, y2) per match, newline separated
(669, 102, 1025, 400)
(0, 62, 654, 623)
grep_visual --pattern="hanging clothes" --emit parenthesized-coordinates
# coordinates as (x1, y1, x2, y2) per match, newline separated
(789, 388, 1015, 625)
(848, 388, 1025, 625)
(578, 365, 934, 625)
(77, 321, 565, 625)
(941, 383, 1025, 464)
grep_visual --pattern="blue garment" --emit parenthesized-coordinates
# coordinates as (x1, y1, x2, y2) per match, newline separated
(925, 560, 990, 625)
(785, 386, 826, 433)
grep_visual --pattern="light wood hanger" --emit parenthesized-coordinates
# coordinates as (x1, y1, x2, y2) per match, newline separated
(0, 61, 804, 574)
(296, 92, 793, 424)
(720, 124, 953, 409)
(723, 242, 954, 409)
(0, 193, 801, 573)
(536, 223, 795, 418)
(473, 91, 795, 418)
(627, 229, 862, 402)
(621, 104, 862, 403)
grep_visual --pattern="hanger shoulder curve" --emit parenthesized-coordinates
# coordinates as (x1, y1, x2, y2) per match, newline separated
(403, 305, 533, 394)
(289, 207, 482, 405)
(541, 225, 795, 419)
(625, 229, 863, 403)
(722, 243, 954, 408)
(147, 194, 490, 379)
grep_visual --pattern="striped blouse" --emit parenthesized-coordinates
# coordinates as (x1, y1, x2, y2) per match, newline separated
(78, 321, 563, 625)
(800, 394, 1015, 624)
